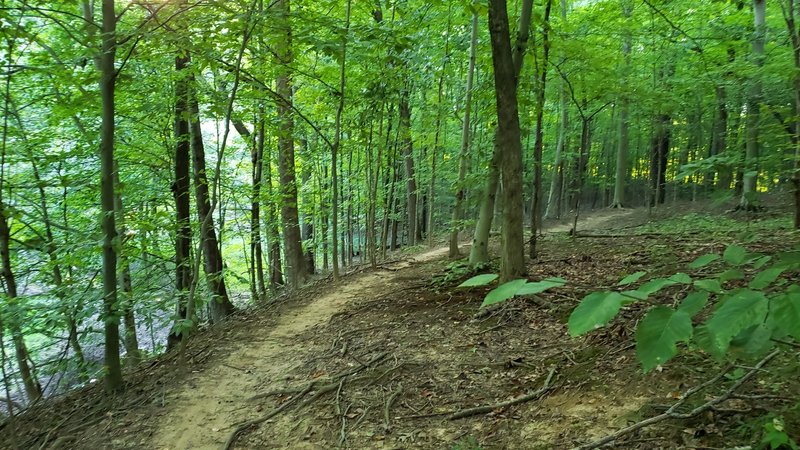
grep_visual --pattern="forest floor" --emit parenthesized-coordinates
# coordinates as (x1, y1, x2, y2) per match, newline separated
(2, 202, 799, 450)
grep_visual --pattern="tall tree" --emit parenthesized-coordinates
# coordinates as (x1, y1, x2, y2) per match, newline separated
(544, 0, 569, 219)
(275, 0, 307, 288)
(189, 87, 235, 322)
(488, 0, 526, 281)
(98, 0, 122, 391)
(610, 0, 632, 208)
(740, 0, 766, 209)
(449, 7, 479, 259)
(332, 0, 351, 281)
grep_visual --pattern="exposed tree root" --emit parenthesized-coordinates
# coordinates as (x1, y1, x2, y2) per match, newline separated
(226, 351, 389, 449)
(448, 367, 556, 420)
(574, 350, 779, 450)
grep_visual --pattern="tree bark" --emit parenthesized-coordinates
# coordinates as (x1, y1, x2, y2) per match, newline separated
(399, 90, 418, 246)
(469, 0, 533, 266)
(488, 0, 526, 281)
(331, 0, 351, 280)
(529, 0, 552, 259)
(113, 161, 140, 365)
(275, 0, 307, 288)
(740, 0, 765, 209)
(99, 0, 122, 391)
(168, 52, 193, 350)
(449, 9, 478, 259)
(189, 87, 235, 323)
(610, 0, 632, 208)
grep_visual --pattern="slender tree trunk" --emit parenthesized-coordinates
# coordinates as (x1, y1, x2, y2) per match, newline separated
(254, 115, 267, 297)
(649, 114, 671, 206)
(787, 0, 800, 228)
(429, 8, 452, 248)
(529, 0, 552, 259)
(449, 10, 478, 259)
(275, 0, 307, 288)
(113, 161, 140, 365)
(611, 0, 632, 208)
(300, 138, 315, 275)
(469, 0, 533, 266)
(544, 0, 569, 219)
(740, 0, 766, 209)
(168, 52, 192, 349)
(331, 0, 351, 280)
(488, 0, 526, 281)
(189, 88, 235, 322)
(99, 0, 122, 391)
(399, 90, 418, 246)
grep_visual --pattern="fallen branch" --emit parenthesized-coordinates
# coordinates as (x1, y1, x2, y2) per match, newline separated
(383, 384, 403, 432)
(228, 352, 389, 449)
(574, 350, 780, 450)
(223, 384, 313, 450)
(448, 367, 556, 420)
(249, 352, 388, 400)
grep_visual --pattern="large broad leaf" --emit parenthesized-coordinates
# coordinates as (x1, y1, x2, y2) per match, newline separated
(516, 277, 566, 296)
(635, 306, 693, 372)
(689, 253, 720, 269)
(677, 291, 709, 318)
(700, 289, 768, 358)
(749, 267, 785, 290)
(617, 271, 646, 286)
(767, 292, 800, 340)
(670, 273, 693, 284)
(694, 279, 723, 294)
(568, 292, 624, 337)
(729, 324, 774, 356)
(481, 279, 527, 307)
(718, 269, 745, 283)
(636, 278, 678, 296)
(459, 274, 498, 287)
(723, 245, 747, 266)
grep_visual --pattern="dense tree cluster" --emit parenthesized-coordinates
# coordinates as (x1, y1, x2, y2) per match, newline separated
(0, 0, 796, 403)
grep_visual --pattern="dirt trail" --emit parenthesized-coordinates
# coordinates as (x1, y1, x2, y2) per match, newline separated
(151, 209, 638, 450)
(544, 208, 638, 234)
(152, 246, 451, 450)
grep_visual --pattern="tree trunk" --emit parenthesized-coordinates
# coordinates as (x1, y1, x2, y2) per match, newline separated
(399, 90, 418, 246)
(99, 0, 122, 391)
(449, 10, 478, 259)
(787, 0, 800, 228)
(740, 0, 765, 209)
(300, 138, 315, 275)
(710, 85, 728, 189)
(331, 0, 351, 280)
(610, 0, 632, 208)
(649, 114, 671, 206)
(168, 52, 192, 350)
(0, 205, 42, 401)
(529, 0, 552, 259)
(488, 0, 526, 281)
(189, 88, 235, 323)
(275, 0, 307, 288)
(469, 0, 533, 266)
(544, 0, 569, 219)
(253, 115, 267, 298)
(113, 161, 140, 365)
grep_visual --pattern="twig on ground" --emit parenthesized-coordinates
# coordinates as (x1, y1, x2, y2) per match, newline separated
(37, 409, 78, 450)
(448, 367, 556, 420)
(574, 350, 780, 450)
(351, 406, 370, 431)
(249, 352, 388, 401)
(383, 384, 403, 433)
(223, 384, 313, 450)
(338, 403, 350, 447)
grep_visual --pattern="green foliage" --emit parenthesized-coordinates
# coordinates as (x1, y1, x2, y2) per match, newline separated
(458, 275, 566, 308)
(569, 245, 800, 372)
(760, 416, 799, 450)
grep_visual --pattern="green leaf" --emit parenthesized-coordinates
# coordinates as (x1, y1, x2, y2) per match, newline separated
(694, 279, 723, 294)
(637, 278, 677, 296)
(767, 292, 800, 340)
(621, 290, 648, 301)
(717, 269, 744, 283)
(568, 292, 625, 337)
(458, 274, 498, 287)
(749, 267, 785, 290)
(729, 324, 773, 356)
(516, 277, 566, 296)
(677, 291, 709, 318)
(617, 271, 646, 286)
(689, 253, 720, 269)
(669, 273, 692, 284)
(752, 255, 772, 269)
(723, 245, 747, 266)
(481, 279, 527, 308)
(700, 290, 768, 358)
(635, 306, 693, 372)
